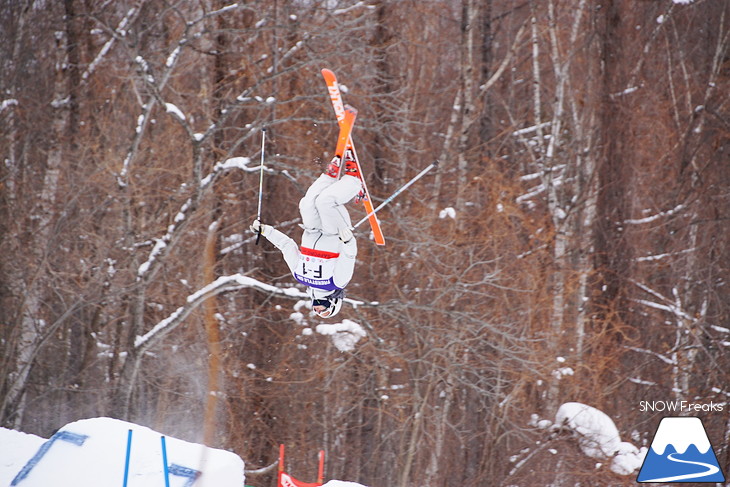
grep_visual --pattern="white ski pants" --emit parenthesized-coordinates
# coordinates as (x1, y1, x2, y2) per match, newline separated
(299, 174, 362, 235)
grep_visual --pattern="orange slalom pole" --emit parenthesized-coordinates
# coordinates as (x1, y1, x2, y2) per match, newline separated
(317, 450, 325, 485)
(278, 444, 285, 487)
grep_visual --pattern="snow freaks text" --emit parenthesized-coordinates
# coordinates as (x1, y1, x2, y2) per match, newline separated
(639, 401, 724, 413)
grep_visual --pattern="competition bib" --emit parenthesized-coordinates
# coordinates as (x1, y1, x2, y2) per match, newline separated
(294, 247, 340, 291)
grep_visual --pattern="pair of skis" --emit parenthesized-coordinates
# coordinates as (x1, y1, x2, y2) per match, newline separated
(255, 70, 435, 247)
(321, 69, 386, 246)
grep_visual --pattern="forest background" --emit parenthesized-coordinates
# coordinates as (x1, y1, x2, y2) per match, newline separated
(1, 0, 729, 486)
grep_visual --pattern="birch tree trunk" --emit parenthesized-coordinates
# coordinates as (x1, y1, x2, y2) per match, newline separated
(2, 18, 70, 426)
(455, 0, 478, 219)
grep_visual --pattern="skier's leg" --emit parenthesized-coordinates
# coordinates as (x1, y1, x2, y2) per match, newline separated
(315, 175, 363, 235)
(299, 174, 337, 230)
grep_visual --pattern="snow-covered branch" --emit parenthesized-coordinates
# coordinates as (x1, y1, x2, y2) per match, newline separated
(332, 1, 375, 16)
(267, 38, 307, 74)
(633, 298, 693, 321)
(625, 346, 676, 365)
(134, 273, 372, 353)
(624, 204, 686, 225)
(118, 3, 241, 186)
(1, 99, 18, 112)
(635, 247, 695, 262)
(630, 280, 694, 322)
(512, 121, 551, 137)
(136, 157, 259, 280)
(164, 102, 186, 122)
(134, 274, 306, 352)
(82, 7, 139, 82)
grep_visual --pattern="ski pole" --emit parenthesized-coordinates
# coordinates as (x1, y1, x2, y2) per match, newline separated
(353, 160, 439, 229)
(255, 127, 267, 245)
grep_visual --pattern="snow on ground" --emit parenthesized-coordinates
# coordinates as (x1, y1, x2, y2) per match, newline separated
(2, 404, 646, 485)
(556, 402, 621, 458)
(554, 402, 647, 475)
(1, 417, 370, 487)
(0, 428, 45, 483)
(1, 417, 243, 487)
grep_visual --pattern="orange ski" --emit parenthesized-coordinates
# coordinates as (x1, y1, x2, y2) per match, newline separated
(321, 68, 386, 246)
(325, 105, 357, 179)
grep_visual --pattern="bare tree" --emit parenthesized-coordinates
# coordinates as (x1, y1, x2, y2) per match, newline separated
(2, 2, 729, 486)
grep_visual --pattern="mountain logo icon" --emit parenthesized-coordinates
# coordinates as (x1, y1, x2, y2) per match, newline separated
(637, 417, 725, 483)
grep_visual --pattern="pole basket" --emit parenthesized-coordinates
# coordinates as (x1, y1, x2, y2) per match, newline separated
(277, 444, 325, 487)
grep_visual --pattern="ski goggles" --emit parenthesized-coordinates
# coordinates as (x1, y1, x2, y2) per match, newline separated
(312, 299, 332, 309)
(312, 299, 333, 317)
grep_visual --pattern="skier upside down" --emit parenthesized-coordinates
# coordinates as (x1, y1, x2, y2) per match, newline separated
(251, 157, 362, 318)
(251, 70, 387, 318)
(250, 69, 435, 317)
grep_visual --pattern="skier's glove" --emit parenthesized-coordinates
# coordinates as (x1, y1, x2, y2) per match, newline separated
(338, 227, 354, 244)
(250, 219, 272, 237)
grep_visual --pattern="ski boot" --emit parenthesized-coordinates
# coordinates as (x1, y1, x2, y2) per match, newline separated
(343, 150, 361, 178)
(325, 155, 342, 178)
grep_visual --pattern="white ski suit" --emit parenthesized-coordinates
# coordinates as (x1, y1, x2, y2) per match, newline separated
(262, 173, 363, 299)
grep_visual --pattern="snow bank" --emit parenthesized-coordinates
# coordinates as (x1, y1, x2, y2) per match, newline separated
(0, 428, 46, 483)
(1, 418, 368, 486)
(1, 417, 244, 487)
(556, 402, 621, 458)
(611, 441, 646, 476)
(555, 402, 646, 475)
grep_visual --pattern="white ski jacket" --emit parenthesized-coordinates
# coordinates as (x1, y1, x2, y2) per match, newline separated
(263, 227, 357, 297)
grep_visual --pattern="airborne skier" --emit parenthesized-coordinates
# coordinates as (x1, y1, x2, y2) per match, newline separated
(251, 107, 363, 319)
(252, 71, 436, 317)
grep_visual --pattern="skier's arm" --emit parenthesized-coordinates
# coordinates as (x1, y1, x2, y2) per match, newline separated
(332, 228, 357, 289)
(251, 222, 299, 274)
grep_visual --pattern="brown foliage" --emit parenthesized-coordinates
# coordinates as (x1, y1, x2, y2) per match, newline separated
(1, 1, 729, 486)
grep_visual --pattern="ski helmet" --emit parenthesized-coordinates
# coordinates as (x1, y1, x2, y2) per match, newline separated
(312, 297, 343, 318)
(310, 288, 345, 318)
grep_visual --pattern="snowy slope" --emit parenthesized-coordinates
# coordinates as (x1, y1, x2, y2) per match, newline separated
(1, 417, 242, 487)
(0, 417, 369, 487)
(0, 428, 46, 484)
